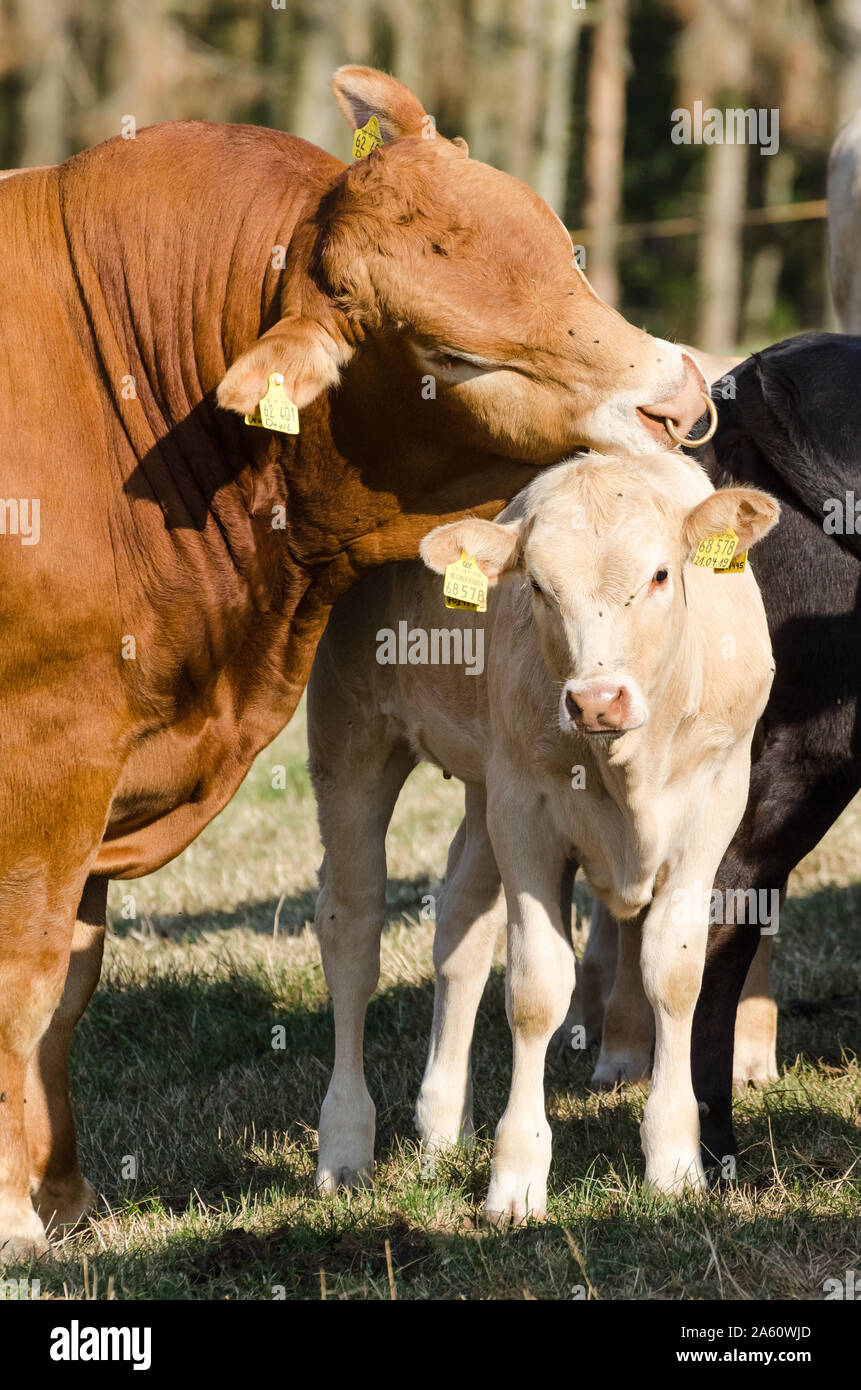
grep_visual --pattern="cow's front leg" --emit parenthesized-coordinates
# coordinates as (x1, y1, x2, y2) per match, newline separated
(415, 788, 505, 1154)
(553, 897, 616, 1054)
(639, 872, 710, 1195)
(26, 876, 107, 1233)
(591, 910, 653, 1087)
(0, 877, 88, 1261)
(733, 931, 778, 1090)
(484, 783, 574, 1224)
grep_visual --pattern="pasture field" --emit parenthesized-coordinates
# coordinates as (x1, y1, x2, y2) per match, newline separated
(8, 701, 860, 1301)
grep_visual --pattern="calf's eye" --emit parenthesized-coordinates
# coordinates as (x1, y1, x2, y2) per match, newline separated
(652, 567, 669, 585)
(530, 577, 544, 597)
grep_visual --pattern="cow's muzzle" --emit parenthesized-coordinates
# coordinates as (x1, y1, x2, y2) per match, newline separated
(561, 678, 647, 735)
(639, 352, 716, 448)
(664, 391, 718, 448)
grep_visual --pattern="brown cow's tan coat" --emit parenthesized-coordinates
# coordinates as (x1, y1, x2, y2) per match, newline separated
(0, 66, 709, 1257)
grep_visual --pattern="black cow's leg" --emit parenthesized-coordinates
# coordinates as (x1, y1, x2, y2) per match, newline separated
(694, 735, 860, 1173)
(694, 915, 764, 1171)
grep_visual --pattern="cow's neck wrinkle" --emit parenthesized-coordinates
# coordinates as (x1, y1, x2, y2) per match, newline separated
(56, 121, 342, 511)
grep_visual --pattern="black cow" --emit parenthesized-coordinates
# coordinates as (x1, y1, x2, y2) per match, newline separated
(692, 331, 861, 1167)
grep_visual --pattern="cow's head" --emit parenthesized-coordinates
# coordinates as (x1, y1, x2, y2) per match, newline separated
(217, 68, 709, 462)
(421, 453, 778, 734)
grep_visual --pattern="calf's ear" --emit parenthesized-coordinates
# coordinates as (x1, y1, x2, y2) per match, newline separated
(420, 518, 522, 583)
(683, 487, 780, 559)
(332, 66, 429, 142)
(217, 317, 353, 417)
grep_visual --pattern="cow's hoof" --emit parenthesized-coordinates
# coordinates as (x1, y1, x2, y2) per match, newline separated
(480, 1198, 547, 1228)
(0, 1205, 50, 1264)
(415, 1121, 475, 1160)
(414, 1088, 475, 1155)
(732, 1061, 779, 1091)
(32, 1175, 97, 1233)
(482, 1173, 548, 1228)
(316, 1091, 375, 1196)
(644, 1157, 708, 1196)
(315, 1163, 373, 1195)
(590, 1055, 650, 1090)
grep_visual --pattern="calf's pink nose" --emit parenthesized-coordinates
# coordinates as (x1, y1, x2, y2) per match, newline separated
(565, 682, 630, 731)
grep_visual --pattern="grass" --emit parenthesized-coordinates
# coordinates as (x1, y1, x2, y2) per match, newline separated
(5, 700, 860, 1300)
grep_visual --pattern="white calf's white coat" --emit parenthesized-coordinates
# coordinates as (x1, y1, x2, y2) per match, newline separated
(308, 451, 777, 1220)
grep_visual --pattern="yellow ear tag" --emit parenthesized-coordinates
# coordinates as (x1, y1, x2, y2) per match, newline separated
(715, 550, 747, 573)
(244, 373, 299, 434)
(352, 115, 384, 160)
(693, 527, 738, 570)
(443, 549, 488, 613)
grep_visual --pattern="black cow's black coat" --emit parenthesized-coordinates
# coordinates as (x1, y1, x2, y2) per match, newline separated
(691, 332, 861, 1165)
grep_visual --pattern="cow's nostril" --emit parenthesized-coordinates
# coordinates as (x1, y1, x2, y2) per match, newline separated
(565, 691, 582, 720)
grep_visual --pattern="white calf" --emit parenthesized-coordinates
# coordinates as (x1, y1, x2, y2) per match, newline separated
(308, 451, 777, 1220)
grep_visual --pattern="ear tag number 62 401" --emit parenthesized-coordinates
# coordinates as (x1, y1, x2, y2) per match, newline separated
(244, 373, 299, 434)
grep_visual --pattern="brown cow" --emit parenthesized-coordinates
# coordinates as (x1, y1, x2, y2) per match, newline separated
(0, 65, 707, 1259)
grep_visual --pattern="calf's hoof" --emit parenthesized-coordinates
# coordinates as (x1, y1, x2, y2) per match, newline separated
(481, 1196, 547, 1228)
(732, 1057, 778, 1091)
(0, 1204, 50, 1264)
(482, 1170, 548, 1227)
(733, 997, 778, 1091)
(315, 1162, 373, 1195)
(33, 1175, 97, 1233)
(590, 1052, 650, 1090)
(414, 1091, 475, 1156)
(316, 1089, 375, 1195)
(644, 1154, 708, 1196)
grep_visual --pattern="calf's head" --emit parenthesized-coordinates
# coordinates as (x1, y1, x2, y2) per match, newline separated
(217, 68, 710, 463)
(421, 453, 778, 735)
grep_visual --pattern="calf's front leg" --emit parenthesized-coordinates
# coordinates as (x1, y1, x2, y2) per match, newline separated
(485, 784, 574, 1224)
(591, 911, 653, 1087)
(639, 865, 713, 1194)
(415, 789, 506, 1154)
(732, 931, 778, 1090)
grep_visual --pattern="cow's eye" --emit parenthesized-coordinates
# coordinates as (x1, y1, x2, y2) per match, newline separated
(652, 567, 669, 586)
(530, 576, 545, 598)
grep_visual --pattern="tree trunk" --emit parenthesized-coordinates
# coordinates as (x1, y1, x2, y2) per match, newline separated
(582, 0, 628, 303)
(17, 0, 70, 166)
(697, 137, 748, 351)
(534, 0, 583, 217)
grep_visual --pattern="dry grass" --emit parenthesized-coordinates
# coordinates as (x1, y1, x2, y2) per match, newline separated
(5, 701, 859, 1300)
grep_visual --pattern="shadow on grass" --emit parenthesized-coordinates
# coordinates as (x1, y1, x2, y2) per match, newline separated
(31, 874, 856, 1296)
(110, 874, 442, 939)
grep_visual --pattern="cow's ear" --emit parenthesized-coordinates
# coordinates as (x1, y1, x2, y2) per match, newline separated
(683, 486, 780, 559)
(420, 518, 522, 584)
(217, 317, 353, 417)
(331, 66, 429, 142)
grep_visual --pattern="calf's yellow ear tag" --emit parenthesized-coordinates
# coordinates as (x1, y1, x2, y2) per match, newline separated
(352, 115, 384, 160)
(244, 373, 299, 434)
(443, 549, 488, 613)
(693, 527, 738, 570)
(715, 550, 747, 573)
